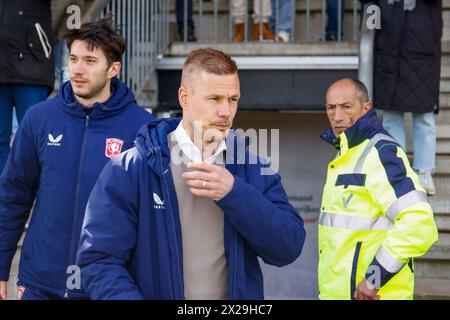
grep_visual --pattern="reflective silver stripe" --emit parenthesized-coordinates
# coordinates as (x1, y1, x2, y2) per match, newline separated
(375, 246, 405, 273)
(385, 190, 428, 222)
(353, 133, 397, 173)
(319, 212, 392, 231)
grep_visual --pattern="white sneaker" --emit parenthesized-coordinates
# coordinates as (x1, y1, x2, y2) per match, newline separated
(417, 170, 436, 196)
(276, 30, 290, 43)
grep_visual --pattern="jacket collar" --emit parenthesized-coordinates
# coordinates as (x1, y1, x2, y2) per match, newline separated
(56, 77, 136, 119)
(320, 108, 387, 150)
(135, 117, 248, 176)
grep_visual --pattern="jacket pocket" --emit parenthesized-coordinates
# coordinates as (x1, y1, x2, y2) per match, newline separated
(335, 174, 366, 188)
(350, 241, 362, 300)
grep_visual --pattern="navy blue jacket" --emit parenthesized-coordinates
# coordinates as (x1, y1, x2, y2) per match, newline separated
(77, 117, 306, 300)
(0, 78, 154, 298)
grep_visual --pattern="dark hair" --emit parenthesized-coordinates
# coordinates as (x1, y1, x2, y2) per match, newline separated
(183, 48, 238, 75)
(62, 16, 126, 66)
(350, 78, 370, 103)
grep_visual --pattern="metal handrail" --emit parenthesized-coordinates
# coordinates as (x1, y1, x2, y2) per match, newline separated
(358, 2, 376, 101)
(66, 0, 171, 107)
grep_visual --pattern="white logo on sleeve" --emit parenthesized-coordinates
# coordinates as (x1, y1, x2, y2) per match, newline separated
(153, 193, 165, 210)
(47, 134, 63, 146)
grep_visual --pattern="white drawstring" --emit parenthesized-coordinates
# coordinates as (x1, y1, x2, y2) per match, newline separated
(34, 23, 52, 59)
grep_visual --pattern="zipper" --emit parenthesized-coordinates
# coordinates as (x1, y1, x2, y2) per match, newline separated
(232, 230, 237, 300)
(230, 159, 242, 300)
(159, 149, 183, 299)
(65, 115, 90, 299)
(350, 241, 362, 300)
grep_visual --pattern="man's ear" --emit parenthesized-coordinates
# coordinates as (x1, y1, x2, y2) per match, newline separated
(107, 62, 121, 79)
(363, 101, 373, 113)
(178, 86, 188, 111)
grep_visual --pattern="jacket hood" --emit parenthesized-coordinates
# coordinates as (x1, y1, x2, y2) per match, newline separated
(320, 108, 391, 149)
(135, 117, 249, 175)
(55, 77, 137, 119)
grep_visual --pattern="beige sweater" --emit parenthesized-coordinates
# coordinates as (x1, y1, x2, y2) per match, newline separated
(168, 132, 228, 300)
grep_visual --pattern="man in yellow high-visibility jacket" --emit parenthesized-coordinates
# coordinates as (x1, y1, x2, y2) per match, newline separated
(318, 79, 438, 300)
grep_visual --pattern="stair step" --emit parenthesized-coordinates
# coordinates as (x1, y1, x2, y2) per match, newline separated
(414, 278, 450, 300)
(436, 158, 450, 174)
(437, 125, 450, 139)
(442, 67, 450, 80)
(439, 94, 450, 108)
(407, 140, 450, 156)
(437, 140, 450, 155)
(418, 233, 450, 260)
(408, 152, 450, 176)
(415, 234, 450, 280)
(429, 193, 450, 232)
(436, 109, 450, 124)
(403, 124, 450, 139)
(430, 194, 450, 214)
(441, 80, 450, 93)
(169, 42, 358, 57)
(434, 175, 450, 194)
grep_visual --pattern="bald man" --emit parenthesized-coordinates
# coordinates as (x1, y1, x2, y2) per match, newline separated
(76, 48, 306, 300)
(317, 79, 437, 300)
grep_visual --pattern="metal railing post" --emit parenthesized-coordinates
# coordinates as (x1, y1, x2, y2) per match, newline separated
(338, 0, 342, 42)
(322, 0, 326, 42)
(214, 0, 218, 42)
(358, 2, 376, 101)
(183, 0, 188, 42)
(306, 0, 311, 42)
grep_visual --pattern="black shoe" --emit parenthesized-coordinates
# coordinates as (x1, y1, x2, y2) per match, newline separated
(325, 33, 337, 41)
(178, 26, 197, 42)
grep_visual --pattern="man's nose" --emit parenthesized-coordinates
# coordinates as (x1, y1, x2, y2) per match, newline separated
(334, 107, 345, 122)
(217, 101, 232, 118)
(71, 61, 84, 75)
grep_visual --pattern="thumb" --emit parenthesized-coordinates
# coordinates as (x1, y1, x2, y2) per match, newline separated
(0, 283, 7, 300)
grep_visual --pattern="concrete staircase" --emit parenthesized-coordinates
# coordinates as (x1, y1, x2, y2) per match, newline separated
(414, 41, 450, 300)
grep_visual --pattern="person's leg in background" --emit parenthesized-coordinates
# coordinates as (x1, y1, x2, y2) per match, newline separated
(11, 84, 49, 125)
(176, 0, 196, 41)
(12, 108, 18, 138)
(382, 110, 407, 149)
(412, 111, 436, 195)
(232, 0, 246, 41)
(252, 0, 275, 41)
(270, 0, 293, 43)
(326, 0, 345, 41)
(0, 84, 14, 173)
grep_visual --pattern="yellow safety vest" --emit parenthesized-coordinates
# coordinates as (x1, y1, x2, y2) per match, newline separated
(318, 112, 438, 300)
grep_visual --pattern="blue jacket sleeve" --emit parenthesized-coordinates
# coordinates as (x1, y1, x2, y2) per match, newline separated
(216, 166, 306, 267)
(0, 113, 40, 280)
(76, 158, 143, 300)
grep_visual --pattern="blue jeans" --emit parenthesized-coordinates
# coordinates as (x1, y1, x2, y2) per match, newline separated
(382, 110, 436, 172)
(326, 0, 345, 39)
(176, 0, 194, 30)
(270, 0, 293, 34)
(0, 84, 49, 173)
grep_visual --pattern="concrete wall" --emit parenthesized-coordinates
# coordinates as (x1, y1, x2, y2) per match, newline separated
(234, 111, 335, 299)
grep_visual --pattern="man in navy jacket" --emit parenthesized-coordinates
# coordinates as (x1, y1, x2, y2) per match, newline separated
(0, 18, 153, 300)
(77, 48, 306, 300)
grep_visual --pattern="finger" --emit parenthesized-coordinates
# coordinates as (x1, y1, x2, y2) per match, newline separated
(186, 162, 217, 172)
(189, 187, 217, 198)
(367, 291, 379, 300)
(182, 170, 212, 181)
(0, 288, 6, 300)
(185, 179, 216, 189)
